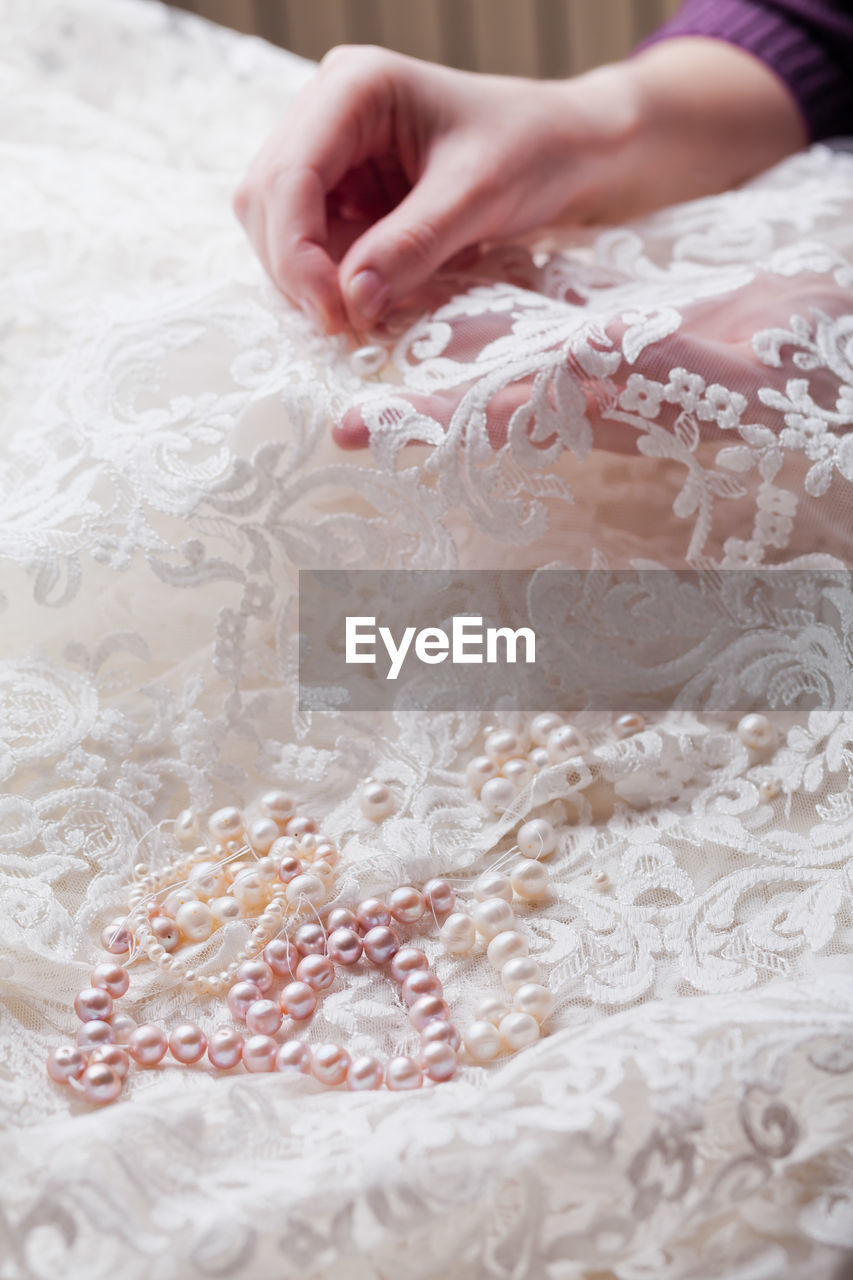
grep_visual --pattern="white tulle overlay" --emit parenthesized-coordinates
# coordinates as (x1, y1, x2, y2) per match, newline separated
(2, 1, 853, 1276)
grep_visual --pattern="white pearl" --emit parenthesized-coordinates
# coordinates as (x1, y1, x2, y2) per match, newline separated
(210, 895, 243, 924)
(759, 780, 781, 802)
(484, 729, 521, 764)
(510, 860, 550, 899)
(471, 897, 515, 940)
(738, 713, 774, 751)
(350, 344, 387, 377)
(591, 869, 610, 891)
(528, 746, 550, 770)
(439, 912, 476, 955)
(480, 776, 517, 816)
(475, 995, 509, 1026)
(260, 790, 294, 823)
(499, 1011, 540, 1051)
(163, 886, 195, 917)
(174, 809, 199, 844)
(615, 712, 645, 738)
(530, 713, 563, 746)
(512, 982, 553, 1022)
(486, 929, 528, 968)
(231, 870, 268, 910)
(175, 900, 214, 943)
(313, 859, 335, 883)
(359, 779, 393, 821)
(465, 755, 497, 793)
(248, 818, 279, 853)
(501, 955, 542, 994)
(464, 1020, 502, 1062)
(188, 860, 228, 901)
(517, 818, 556, 860)
(209, 806, 243, 839)
(286, 873, 326, 907)
(547, 724, 588, 763)
(473, 871, 513, 903)
(502, 757, 533, 789)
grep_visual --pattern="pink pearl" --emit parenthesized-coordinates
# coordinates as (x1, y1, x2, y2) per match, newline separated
(263, 937, 299, 978)
(326, 908, 358, 932)
(169, 1023, 208, 1064)
(90, 962, 129, 998)
(389, 886, 426, 924)
(423, 878, 455, 916)
(127, 1024, 168, 1066)
(246, 999, 283, 1036)
(76, 1020, 115, 1050)
(327, 927, 363, 966)
(280, 981, 317, 1021)
(285, 815, 317, 838)
(276, 1041, 312, 1074)
(235, 959, 274, 993)
(278, 855, 302, 883)
(389, 947, 429, 984)
(81, 1062, 123, 1104)
(421, 1020, 461, 1051)
(243, 1035, 278, 1073)
(89, 1045, 131, 1079)
(346, 1055, 384, 1091)
(100, 918, 132, 955)
(362, 926, 400, 965)
(421, 1041, 457, 1082)
(294, 923, 327, 956)
(409, 995, 449, 1032)
(110, 1013, 137, 1045)
(227, 980, 262, 1022)
(74, 986, 113, 1023)
(296, 954, 335, 991)
(386, 1055, 423, 1091)
(208, 1027, 243, 1070)
(356, 898, 391, 932)
(150, 916, 180, 951)
(401, 970, 443, 1006)
(311, 1043, 350, 1086)
(47, 1045, 87, 1083)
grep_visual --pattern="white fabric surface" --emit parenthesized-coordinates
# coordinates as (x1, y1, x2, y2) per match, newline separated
(1, 1, 853, 1277)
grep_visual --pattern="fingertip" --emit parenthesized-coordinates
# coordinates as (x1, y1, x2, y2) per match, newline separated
(332, 407, 371, 449)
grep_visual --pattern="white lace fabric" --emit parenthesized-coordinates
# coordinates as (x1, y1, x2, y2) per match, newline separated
(1, 1, 853, 1277)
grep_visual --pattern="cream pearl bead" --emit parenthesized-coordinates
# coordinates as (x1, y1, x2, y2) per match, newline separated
(464, 1020, 502, 1062)
(510, 859, 550, 899)
(480, 776, 517, 816)
(209, 806, 243, 839)
(175, 808, 200, 844)
(486, 930, 528, 969)
(475, 995, 509, 1026)
(286, 873, 326, 908)
(530, 712, 563, 746)
(528, 746, 550, 770)
(175, 900, 215, 943)
(615, 712, 645, 738)
(312, 859, 335, 884)
(259, 790, 295, 824)
(501, 955, 542, 994)
(231, 871, 269, 911)
(466, 755, 497, 793)
(471, 897, 515, 941)
(188, 860, 228, 901)
(513, 982, 553, 1023)
(759, 780, 781, 802)
(738, 713, 775, 751)
(499, 1011, 540, 1050)
(439, 912, 476, 955)
(248, 818, 280, 854)
(359, 779, 393, 821)
(502, 757, 533, 788)
(484, 729, 522, 764)
(210, 896, 242, 925)
(546, 724, 588, 763)
(591, 869, 610, 891)
(517, 818, 556, 860)
(163, 887, 195, 918)
(473, 871, 513, 903)
(350, 343, 387, 377)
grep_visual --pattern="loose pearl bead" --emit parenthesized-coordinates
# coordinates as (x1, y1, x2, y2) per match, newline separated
(499, 1011, 540, 1051)
(386, 1056, 423, 1090)
(486, 930, 528, 968)
(236, 959, 274, 992)
(227, 980, 262, 1021)
(738, 713, 774, 750)
(312, 1043, 350, 1086)
(389, 886, 426, 924)
(528, 746, 550, 770)
(327, 927, 363, 966)
(224, 861, 253, 884)
(246, 999, 283, 1037)
(188, 860, 228, 901)
(400, 969, 443, 1006)
(513, 982, 553, 1022)
(176, 900, 215, 943)
(389, 947, 429, 983)
(502, 757, 533, 788)
(421, 1041, 457, 1082)
(517, 818, 556, 859)
(296, 954, 335, 991)
(547, 724, 588, 763)
(47, 1045, 87, 1083)
(285, 815, 318, 838)
(169, 1023, 208, 1063)
(510, 860, 550, 899)
(484, 729, 522, 764)
(74, 986, 113, 1023)
(277, 855, 303, 884)
(209, 806, 243, 839)
(363, 926, 400, 965)
(346, 1055, 383, 1091)
(280, 981, 317, 1021)
(350, 344, 387, 377)
(208, 1027, 243, 1070)
(591, 869, 610, 891)
(243, 1035, 278, 1073)
(91, 962, 129, 998)
(175, 808, 200, 843)
(480, 776, 517, 816)
(530, 712, 564, 746)
(475, 995, 509, 1026)
(263, 937, 299, 977)
(423, 878, 455, 916)
(248, 818, 280, 854)
(471, 897, 515, 941)
(409, 995, 449, 1032)
(356, 898, 391, 931)
(81, 1062, 122, 1105)
(101, 918, 132, 955)
(464, 1020, 502, 1062)
(128, 1024, 168, 1066)
(77, 1020, 114, 1050)
(89, 1045, 131, 1079)
(231, 872, 269, 911)
(276, 1041, 312, 1074)
(313, 859, 335, 883)
(260, 790, 295, 824)
(151, 916, 182, 949)
(466, 755, 497, 793)
(359, 780, 393, 821)
(615, 712, 645, 738)
(421, 1020, 461, 1051)
(501, 956, 542, 994)
(109, 1014, 137, 1045)
(326, 907, 358, 932)
(473, 871, 513, 903)
(294, 923, 327, 955)
(314, 840, 338, 867)
(440, 912, 476, 955)
(286, 874, 326, 908)
(759, 780, 781, 802)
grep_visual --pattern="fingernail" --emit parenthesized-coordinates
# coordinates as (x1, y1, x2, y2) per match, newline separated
(345, 269, 388, 322)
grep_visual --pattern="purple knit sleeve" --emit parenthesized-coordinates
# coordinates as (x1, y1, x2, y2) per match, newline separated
(637, 0, 853, 142)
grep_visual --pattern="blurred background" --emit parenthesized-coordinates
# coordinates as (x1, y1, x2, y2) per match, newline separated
(162, 0, 682, 77)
